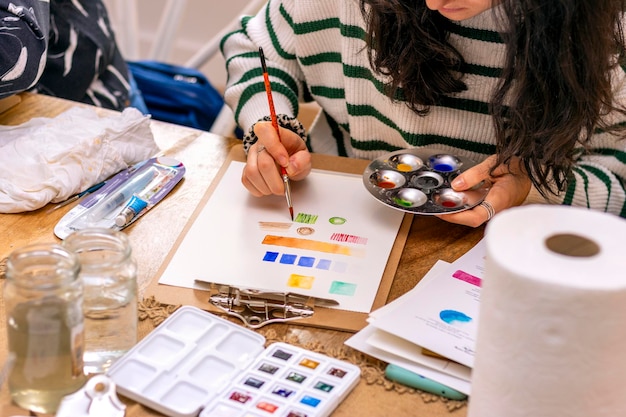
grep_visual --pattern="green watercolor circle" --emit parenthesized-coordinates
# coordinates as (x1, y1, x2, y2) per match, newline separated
(329, 216, 346, 225)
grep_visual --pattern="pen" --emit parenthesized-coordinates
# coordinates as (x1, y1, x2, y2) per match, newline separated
(258, 46, 294, 221)
(384, 363, 468, 401)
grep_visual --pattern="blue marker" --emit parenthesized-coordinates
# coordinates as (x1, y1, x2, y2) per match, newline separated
(384, 364, 468, 401)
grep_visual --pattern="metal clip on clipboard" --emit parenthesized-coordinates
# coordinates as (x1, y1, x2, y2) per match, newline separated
(206, 283, 339, 329)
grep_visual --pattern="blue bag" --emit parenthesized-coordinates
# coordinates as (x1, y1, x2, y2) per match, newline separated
(127, 60, 224, 132)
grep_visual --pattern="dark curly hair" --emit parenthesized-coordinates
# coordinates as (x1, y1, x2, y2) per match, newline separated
(360, 0, 626, 196)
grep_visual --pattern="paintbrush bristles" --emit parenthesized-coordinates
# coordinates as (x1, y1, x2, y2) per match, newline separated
(259, 47, 268, 73)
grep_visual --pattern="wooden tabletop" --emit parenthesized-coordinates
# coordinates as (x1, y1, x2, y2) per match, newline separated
(0, 93, 484, 416)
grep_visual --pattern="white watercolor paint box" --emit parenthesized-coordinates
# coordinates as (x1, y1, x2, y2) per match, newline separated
(107, 306, 360, 417)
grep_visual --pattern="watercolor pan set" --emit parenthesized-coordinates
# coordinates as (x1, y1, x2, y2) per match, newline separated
(107, 306, 360, 417)
(363, 148, 490, 215)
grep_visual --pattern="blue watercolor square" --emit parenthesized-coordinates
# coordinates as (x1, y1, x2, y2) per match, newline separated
(316, 259, 332, 270)
(280, 254, 297, 265)
(263, 251, 279, 262)
(298, 256, 316, 267)
(300, 395, 321, 407)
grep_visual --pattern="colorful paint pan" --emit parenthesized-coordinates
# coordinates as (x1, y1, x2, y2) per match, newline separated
(367, 170, 406, 190)
(362, 148, 490, 215)
(107, 306, 360, 417)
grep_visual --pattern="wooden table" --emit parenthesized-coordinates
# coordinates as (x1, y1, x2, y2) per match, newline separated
(0, 93, 484, 416)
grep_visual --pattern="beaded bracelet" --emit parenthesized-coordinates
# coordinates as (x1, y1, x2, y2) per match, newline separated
(242, 114, 306, 154)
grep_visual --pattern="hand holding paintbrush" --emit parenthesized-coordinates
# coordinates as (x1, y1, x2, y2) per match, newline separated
(258, 47, 294, 220)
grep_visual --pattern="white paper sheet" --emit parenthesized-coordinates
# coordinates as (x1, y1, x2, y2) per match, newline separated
(158, 161, 405, 313)
(369, 239, 486, 367)
(345, 324, 471, 394)
(346, 260, 472, 390)
(365, 328, 471, 381)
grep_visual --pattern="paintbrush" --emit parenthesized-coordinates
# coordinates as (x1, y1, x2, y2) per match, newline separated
(259, 47, 294, 221)
(46, 180, 107, 213)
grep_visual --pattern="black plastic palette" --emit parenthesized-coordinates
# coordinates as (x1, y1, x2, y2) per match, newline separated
(362, 148, 490, 215)
(107, 306, 360, 417)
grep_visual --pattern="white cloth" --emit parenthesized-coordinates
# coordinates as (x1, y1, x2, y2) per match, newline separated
(0, 106, 159, 213)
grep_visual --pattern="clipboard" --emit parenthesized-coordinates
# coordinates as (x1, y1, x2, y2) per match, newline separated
(145, 144, 413, 332)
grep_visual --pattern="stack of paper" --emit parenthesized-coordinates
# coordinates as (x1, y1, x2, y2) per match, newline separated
(345, 239, 486, 395)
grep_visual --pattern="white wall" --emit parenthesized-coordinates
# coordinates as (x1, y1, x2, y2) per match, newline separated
(102, 0, 320, 127)
(103, 0, 254, 91)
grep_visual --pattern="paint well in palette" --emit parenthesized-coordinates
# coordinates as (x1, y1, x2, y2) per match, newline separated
(272, 386, 295, 398)
(244, 377, 265, 389)
(299, 358, 320, 370)
(258, 363, 279, 375)
(315, 381, 334, 392)
(301, 395, 321, 407)
(287, 411, 308, 417)
(273, 349, 293, 361)
(256, 401, 279, 413)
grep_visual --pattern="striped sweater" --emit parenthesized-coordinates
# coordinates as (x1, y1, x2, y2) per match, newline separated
(221, 0, 626, 216)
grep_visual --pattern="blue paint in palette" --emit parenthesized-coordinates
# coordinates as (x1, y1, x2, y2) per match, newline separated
(300, 395, 321, 407)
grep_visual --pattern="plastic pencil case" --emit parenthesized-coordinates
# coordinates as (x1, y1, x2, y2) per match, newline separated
(107, 306, 361, 417)
(54, 156, 185, 239)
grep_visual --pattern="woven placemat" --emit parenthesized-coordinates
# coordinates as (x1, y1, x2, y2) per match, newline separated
(138, 296, 468, 413)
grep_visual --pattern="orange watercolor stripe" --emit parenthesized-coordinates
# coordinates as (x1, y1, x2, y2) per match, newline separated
(262, 235, 364, 257)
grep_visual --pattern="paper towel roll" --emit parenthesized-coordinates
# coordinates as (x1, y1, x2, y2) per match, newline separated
(468, 204, 626, 417)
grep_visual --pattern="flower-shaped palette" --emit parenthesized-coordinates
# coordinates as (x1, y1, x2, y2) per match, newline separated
(363, 148, 490, 215)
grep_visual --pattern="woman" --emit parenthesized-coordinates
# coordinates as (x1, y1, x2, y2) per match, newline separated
(221, 0, 626, 226)
(0, 0, 136, 111)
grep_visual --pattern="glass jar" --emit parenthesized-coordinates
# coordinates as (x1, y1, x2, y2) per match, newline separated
(62, 227, 138, 374)
(4, 243, 85, 414)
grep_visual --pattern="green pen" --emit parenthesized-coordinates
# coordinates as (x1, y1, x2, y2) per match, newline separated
(384, 363, 468, 401)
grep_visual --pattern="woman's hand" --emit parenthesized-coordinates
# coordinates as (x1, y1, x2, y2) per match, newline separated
(436, 155, 531, 227)
(241, 121, 312, 196)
